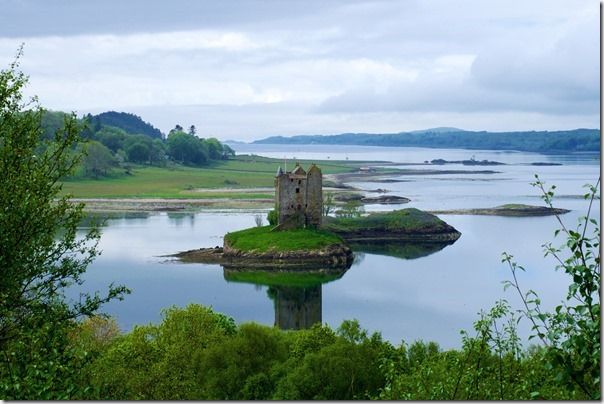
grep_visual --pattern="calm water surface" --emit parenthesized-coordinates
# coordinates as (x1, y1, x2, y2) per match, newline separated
(72, 145, 600, 349)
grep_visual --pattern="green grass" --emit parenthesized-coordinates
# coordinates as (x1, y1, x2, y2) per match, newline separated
(180, 192, 274, 199)
(61, 156, 359, 198)
(224, 226, 345, 253)
(324, 208, 448, 233)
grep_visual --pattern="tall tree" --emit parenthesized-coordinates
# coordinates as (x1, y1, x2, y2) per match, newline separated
(0, 51, 128, 398)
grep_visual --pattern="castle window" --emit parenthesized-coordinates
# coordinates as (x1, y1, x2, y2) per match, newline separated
(295, 188, 300, 193)
(297, 204, 301, 210)
(290, 179, 293, 182)
(298, 180, 301, 185)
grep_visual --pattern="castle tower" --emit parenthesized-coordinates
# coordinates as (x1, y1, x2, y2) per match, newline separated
(305, 164, 322, 228)
(274, 163, 322, 230)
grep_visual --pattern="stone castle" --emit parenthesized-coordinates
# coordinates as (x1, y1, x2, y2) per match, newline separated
(274, 163, 322, 230)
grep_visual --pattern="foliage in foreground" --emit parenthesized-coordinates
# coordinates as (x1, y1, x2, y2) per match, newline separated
(0, 51, 128, 399)
(60, 302, 593, 400)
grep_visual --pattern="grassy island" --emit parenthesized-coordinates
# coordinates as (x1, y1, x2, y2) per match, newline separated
(325, 208, 455, 234)
(174, 209, 461, 267)
(224, 226, 345, 253)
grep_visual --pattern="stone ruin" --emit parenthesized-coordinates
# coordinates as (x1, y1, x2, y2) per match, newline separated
(274, 163, 322, 230)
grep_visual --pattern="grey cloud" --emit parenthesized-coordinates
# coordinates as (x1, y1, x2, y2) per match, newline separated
(0, 0, 350, 37)
(317, 3, 599, 117)
(0, 0, 598, 139)
(317, 78, 598, 116)
(471, 12, 599, 104)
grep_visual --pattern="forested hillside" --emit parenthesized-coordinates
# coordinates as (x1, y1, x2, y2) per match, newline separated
(254, 129, 600, 153)
(87, 111, 163, 139)
(41, 111, 234, 179)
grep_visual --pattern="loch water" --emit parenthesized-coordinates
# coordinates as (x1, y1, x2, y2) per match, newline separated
(73, 145, 600, 348)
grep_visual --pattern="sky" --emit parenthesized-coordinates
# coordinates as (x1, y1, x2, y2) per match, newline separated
(0, 0, 599, 141)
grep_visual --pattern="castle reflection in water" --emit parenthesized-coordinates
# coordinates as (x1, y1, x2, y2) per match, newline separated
(221, 239, 456, 331)
(270, 285, 322, 330)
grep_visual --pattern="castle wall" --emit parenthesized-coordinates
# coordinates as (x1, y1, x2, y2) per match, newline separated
(305, 165, 322, 228)
(276, 173, 307, 229)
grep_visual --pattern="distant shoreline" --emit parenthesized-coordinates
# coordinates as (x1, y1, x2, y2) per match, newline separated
(250, 128, 600, 154)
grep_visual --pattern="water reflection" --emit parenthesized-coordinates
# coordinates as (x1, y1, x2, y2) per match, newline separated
(219, 239, 456, 330)
(223, 266, 349, 330)
(81, 211, 151, 227)
(167, 212, 196, 227)
(269, 286, 322, 330)
(349, 240, 456, 260)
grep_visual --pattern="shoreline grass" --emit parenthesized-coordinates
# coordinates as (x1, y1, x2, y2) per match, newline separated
(61, 155, 361, 199)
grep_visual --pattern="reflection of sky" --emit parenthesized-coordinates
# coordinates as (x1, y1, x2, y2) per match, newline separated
(69, 146, 600, 349)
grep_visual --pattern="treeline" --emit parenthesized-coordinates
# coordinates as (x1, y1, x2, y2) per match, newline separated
(1, 303, 594, 400)
(254, 129, 600, 153)
(41, 111, 235, 178)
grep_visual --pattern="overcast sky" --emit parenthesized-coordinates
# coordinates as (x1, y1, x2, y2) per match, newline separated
(0, 0, 599, 141)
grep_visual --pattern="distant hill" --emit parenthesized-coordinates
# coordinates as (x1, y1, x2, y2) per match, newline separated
(91, 111, 164, 139)
(409, 127, 466, 134)
(253, 129, 600, 153)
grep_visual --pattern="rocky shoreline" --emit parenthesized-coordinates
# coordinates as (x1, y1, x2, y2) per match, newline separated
(331, 227, 461, 243)
(170, 242, 354, 269)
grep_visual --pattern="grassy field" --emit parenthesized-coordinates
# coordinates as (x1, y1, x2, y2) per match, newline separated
(224, 226, 345, 252)
(62, 155, 360, 199)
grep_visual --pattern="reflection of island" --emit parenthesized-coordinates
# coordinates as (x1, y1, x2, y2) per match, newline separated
(223, 267, 348, 330)
(348, 240, 455, 260)
(219, 236, 458, 331)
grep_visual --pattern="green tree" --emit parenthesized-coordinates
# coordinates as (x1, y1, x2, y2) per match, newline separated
(125, 141, 150, 163)
(166, 130, 208, 166)
(222, 143, 235, 159)
(96, 125, 126, 152)
(83, 140, 115, 178)
(502, 177, 601, 399)
(205, 137, 223, 160)
(149, 138, 167, 166)
(0, 51, 129, 399)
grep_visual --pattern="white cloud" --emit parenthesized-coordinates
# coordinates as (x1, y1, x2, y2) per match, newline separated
(0, 0, 598, 140)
